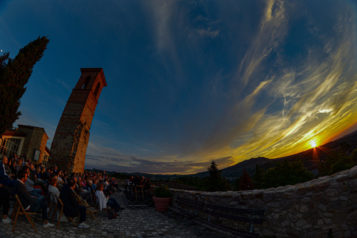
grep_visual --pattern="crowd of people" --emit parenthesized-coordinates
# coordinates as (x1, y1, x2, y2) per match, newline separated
(125, 175, 152, 201)
(0, 153, 122, 228)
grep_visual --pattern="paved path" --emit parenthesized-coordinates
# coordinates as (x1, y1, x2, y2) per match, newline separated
(0, 206, 227, 238)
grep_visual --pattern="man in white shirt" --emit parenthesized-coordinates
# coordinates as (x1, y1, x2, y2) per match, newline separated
(95, 183, 108, 211)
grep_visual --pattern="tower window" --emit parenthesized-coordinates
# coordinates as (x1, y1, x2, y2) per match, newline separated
(94, 83, 101, 97)
(82, 76, 91, 89)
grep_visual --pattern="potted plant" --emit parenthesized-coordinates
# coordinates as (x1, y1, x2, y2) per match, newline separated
(152, 185, 172, 212)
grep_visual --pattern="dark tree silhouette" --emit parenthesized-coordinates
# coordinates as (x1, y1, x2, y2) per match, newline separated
(237, 169, 254, 190)
(206, 161, 230, 191)
(253, 164, 265, 189)
(0, 36, 49, 135)
(208, 161, 220, 179)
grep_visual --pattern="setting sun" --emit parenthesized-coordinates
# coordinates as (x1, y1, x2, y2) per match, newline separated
(309, 140, 317, 148)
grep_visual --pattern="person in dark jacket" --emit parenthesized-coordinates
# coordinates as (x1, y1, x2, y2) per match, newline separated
(60, 179, 89, 228)
(0, 155, 12, 224)
(15, 169, 54, 228)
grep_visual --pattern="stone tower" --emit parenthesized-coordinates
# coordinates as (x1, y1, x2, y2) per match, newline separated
(50, 68, 107, 173)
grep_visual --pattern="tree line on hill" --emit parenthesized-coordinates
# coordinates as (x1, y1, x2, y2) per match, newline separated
(171, 148, 357, 191)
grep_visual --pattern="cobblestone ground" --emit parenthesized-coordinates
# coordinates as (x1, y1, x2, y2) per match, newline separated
(0, 206, 228, 238)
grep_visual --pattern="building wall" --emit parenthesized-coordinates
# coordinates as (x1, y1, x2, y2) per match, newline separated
(16, 126, 34, 159)
(0, 126, 49, 163)
(38, 132, 49, 163)
(17, 126, 48, 163)
(42, 149, 50, 165)
(171, 165, 357, 238)
(0, 136, 25, 156)
(20, 126, 38, 160)
(50, 68, 106, 173)
(72, 125, 90, 173)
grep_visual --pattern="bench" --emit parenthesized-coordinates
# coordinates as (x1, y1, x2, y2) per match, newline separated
(172, 197, 265, 237)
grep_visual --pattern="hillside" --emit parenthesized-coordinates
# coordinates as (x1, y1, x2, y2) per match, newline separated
(103, 129, 357, 181)
(193, 129, 357, 180)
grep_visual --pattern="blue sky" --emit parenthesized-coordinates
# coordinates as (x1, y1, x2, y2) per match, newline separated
(1, 0, 357, 174)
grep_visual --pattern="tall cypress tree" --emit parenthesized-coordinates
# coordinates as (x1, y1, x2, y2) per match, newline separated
(0, 36, 49, 135)
(206, 161, 230, 191)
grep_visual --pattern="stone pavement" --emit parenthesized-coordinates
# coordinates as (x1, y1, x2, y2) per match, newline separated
(0, 206, 226, 238)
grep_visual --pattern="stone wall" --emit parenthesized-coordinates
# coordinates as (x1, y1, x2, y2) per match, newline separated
(170, 165, 357, 238)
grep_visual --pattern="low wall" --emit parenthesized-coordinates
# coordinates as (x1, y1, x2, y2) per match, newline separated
(170, 165, 357, 238)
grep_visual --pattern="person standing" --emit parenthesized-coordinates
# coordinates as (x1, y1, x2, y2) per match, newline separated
(0, 155, 12, 224)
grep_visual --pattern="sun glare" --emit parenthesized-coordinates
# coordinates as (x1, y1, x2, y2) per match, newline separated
(309, 140, 317, 148)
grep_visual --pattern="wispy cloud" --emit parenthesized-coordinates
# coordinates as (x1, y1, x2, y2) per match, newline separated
(175, 0, 357, 166)
(235, 0, 286, 86)
(81, 0, 357, 173)
(196, 28, 219, 38)
(144, 0, 177, 53)
(5, 0, 357, 175)
(224, 2, 357, 161)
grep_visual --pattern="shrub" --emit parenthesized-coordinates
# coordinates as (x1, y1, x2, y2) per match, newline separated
(154, 185, 172, 197)
(319, 152, 356, 176)
(260, 160, 314, 188)
(236, 169, 254, 190)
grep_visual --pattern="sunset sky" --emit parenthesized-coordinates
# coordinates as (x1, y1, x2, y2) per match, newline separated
(1, 0, 357, 174)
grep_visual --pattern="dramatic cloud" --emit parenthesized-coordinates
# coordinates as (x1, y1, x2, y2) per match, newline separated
(69, 0, 357, 172)
(198, 0, 357, 163)
(2, 0, 357, 174)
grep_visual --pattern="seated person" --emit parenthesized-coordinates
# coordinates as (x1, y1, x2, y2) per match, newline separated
(78, 178, 91, 203)
(56, 171, 64, 188)
(15, 169, 54, 227)
(84, 179, 95, 205)
(95, 183, 108, 211)
(48, 176, 60, 219)
(48, 176, 60, 202)
(0, 155, 12, 224)
(60, 179, 89, 228)
(96, 183, 120, 217)
(39, 167, 49, 182)
(25, 172, 43, 198)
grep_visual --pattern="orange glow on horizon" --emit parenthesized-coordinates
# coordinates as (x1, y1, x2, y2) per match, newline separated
(239, 118, 357, 162)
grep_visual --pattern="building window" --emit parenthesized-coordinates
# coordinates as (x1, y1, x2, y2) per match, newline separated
(0, 138, 21, 156)
(94, 83, 101, 97)
(82, 76, 91, 89)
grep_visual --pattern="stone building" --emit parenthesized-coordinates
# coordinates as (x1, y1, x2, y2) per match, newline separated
(0, 125, 50, 164)
(50, 68, 107, 173)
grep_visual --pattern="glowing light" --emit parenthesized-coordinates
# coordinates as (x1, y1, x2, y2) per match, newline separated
(309, 140, 317, 148)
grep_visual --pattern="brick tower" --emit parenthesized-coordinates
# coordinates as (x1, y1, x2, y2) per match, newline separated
(50, 68, 107, 173)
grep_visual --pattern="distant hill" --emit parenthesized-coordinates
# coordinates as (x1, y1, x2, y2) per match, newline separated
(100, 129, 357, 181)
(192, 157, 271, 179)
(192, 129, 357, 180)
(274, 129, 357, 169)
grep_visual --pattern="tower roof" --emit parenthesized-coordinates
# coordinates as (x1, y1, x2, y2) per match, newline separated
(80, 68, 107, 87)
